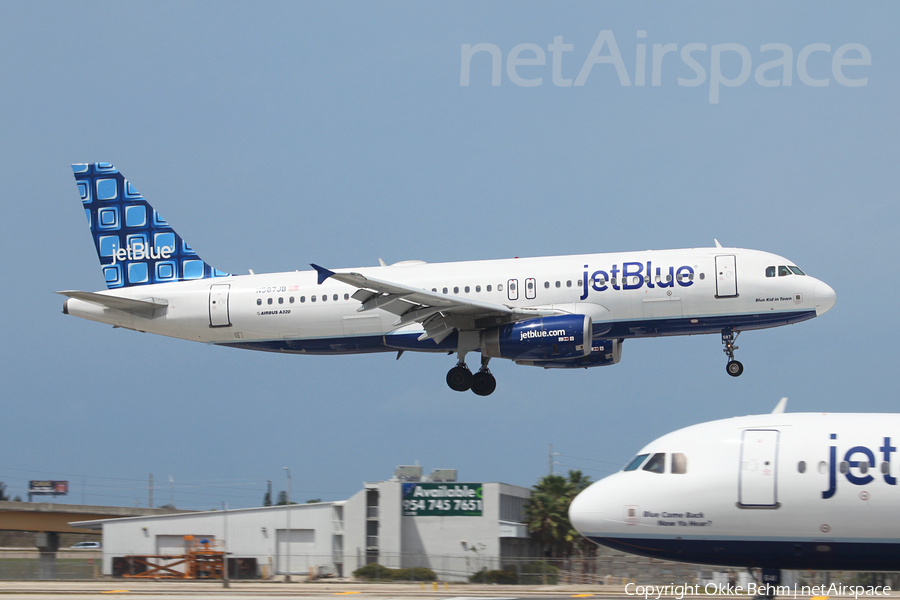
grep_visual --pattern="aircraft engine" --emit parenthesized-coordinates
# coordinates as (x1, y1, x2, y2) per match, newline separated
(480, 314, 592, 361)
(516, 338, 623, 369)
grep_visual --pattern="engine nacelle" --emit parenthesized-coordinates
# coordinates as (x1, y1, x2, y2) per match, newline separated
(481, 315, 592, 361)
(516, 339, 623, 369)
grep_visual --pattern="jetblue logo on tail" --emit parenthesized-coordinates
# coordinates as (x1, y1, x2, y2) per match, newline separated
(72, 163, 229, 289)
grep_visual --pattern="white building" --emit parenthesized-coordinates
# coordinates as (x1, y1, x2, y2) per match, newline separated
(73, 470, 538, 580)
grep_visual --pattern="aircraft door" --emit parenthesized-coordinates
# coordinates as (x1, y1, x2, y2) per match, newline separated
(715, 255, 738, 298)
(208, 284, 231, 327)
(507, 279, 519, 301)
(525, 277, 536, 300)
(738, 429, 779, 508)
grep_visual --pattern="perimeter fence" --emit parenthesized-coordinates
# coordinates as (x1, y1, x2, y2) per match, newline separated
(0, 548, 897, 587)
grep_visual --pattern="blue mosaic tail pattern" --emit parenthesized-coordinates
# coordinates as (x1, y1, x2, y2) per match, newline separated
(72, 163, 229, 289)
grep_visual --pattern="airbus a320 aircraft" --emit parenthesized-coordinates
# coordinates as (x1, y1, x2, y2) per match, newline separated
(569, 402, 900, 594)
(60, 163, 835, 395)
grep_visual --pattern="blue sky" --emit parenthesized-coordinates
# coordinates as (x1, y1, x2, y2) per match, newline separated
(0, 2, 895, 509)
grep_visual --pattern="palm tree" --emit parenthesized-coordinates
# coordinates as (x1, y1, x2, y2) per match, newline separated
(525, 471, 592, 558)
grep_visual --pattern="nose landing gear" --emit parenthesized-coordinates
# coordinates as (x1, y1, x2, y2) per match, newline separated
(722, 329, 744, 377)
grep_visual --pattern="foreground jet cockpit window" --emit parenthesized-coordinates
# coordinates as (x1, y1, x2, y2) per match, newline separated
(789, 266, 806, 275)
(623, 454, 649, 471)
(778, 266, 792, 276)
(643, 453, 666, 474)
(766, 266, 776, 277)
(672, 453, 687, 474)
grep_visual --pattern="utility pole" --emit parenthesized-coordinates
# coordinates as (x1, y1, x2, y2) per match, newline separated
(222, 502, 229, 588)
(549, 444, 561, 475)
(148, 473, 153, 509)
(283, 467, 291, 582)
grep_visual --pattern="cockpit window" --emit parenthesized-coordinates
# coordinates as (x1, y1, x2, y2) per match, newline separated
(778, 266, 792, 276)
(643, 453, 666, 474)
(672, 453, 687, 474)
(789, 266, 806, 276)
(765, 266, 775, 278)
(623, 454, 649, 471)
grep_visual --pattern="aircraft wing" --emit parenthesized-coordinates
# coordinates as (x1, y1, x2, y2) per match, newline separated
(310, 264, 562, 343)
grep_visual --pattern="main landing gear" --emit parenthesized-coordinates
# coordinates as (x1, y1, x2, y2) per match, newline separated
(447, 355, 496, 396)
(722, 329, 744, 377)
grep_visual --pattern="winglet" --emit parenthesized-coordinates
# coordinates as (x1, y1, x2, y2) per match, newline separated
(310, 263, 335, 285)
(771, 397, 788, 414)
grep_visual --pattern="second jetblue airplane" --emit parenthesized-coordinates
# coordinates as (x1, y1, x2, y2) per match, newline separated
(59, 163, 836, 395)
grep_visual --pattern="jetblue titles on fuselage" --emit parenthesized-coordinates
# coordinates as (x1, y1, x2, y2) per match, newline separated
(580, 261, 694, 298)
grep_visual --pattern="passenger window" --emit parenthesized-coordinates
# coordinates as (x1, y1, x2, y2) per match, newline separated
(289, 297, 294, 304)
(344, 293, 349, 300)
(442, 287, 448, 294)
(432, 288, 437, 292)
(798, 461, 806, 473)
(623, 454, 649, 471)
(311, 296, 316, 302)
(778, 266, 791, 276)
(859, 461, 869, 475)
(643, 453, 665, 474)
(267, 298, 273, 305)
(487, 285, 492, 292)
(766, 266, 775, 277)
(454, 286, 459, 294)
(544, 282, 549, 289)
(699, 273, 705, 280)
(818, 461, 827, 474)
(465, 286, 470, 293)
(300, 296, 305, 303)
(498, 284, 503, 291)
(527, 281, 533, 290)
(566, 280, 572, 287)
(839, 461, 848, 474)
(476, 285, 481, 292)
(577, 280, 582, 286)
(882, 462, 890, 475)
(509, 283, 516, 291)
(333, 294, 338, 301)
(256, 298, 262, 306)
(278, 297, 283, 304)
(672, 453, 687, 474)
(666, 274, 672, 282)
(322, 295, 327, 301)
(555, 281, 561, 288)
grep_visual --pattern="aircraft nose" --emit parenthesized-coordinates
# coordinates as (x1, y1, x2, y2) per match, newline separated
(814, 280, 836, 316)
(569, 482, 604, 537)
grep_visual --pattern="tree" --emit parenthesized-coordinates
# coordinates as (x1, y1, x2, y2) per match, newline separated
(275, 491, 297, 505)
(0, 482, 9, 502)
(524, 470, 592, 558)
(305, 499, 321, 504)
(263, 491, 272, 506)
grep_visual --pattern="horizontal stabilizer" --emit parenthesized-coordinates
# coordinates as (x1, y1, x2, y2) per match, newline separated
(57, 290, 168, 316)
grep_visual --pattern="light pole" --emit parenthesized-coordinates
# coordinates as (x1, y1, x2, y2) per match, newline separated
(283, 467, 291, 582)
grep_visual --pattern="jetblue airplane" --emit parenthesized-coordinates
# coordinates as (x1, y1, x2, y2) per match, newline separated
(569, 402, 900, 592)
(60, 163, 836, 395)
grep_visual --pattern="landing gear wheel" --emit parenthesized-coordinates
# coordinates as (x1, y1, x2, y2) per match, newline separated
(471, 371, 497, 396)
(446, 365, 473, 392)
(726, 360, 744, 377)
(721, 330, 743, 377)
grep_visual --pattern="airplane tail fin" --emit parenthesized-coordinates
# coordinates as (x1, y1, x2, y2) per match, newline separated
(71, 163, 229, 289)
